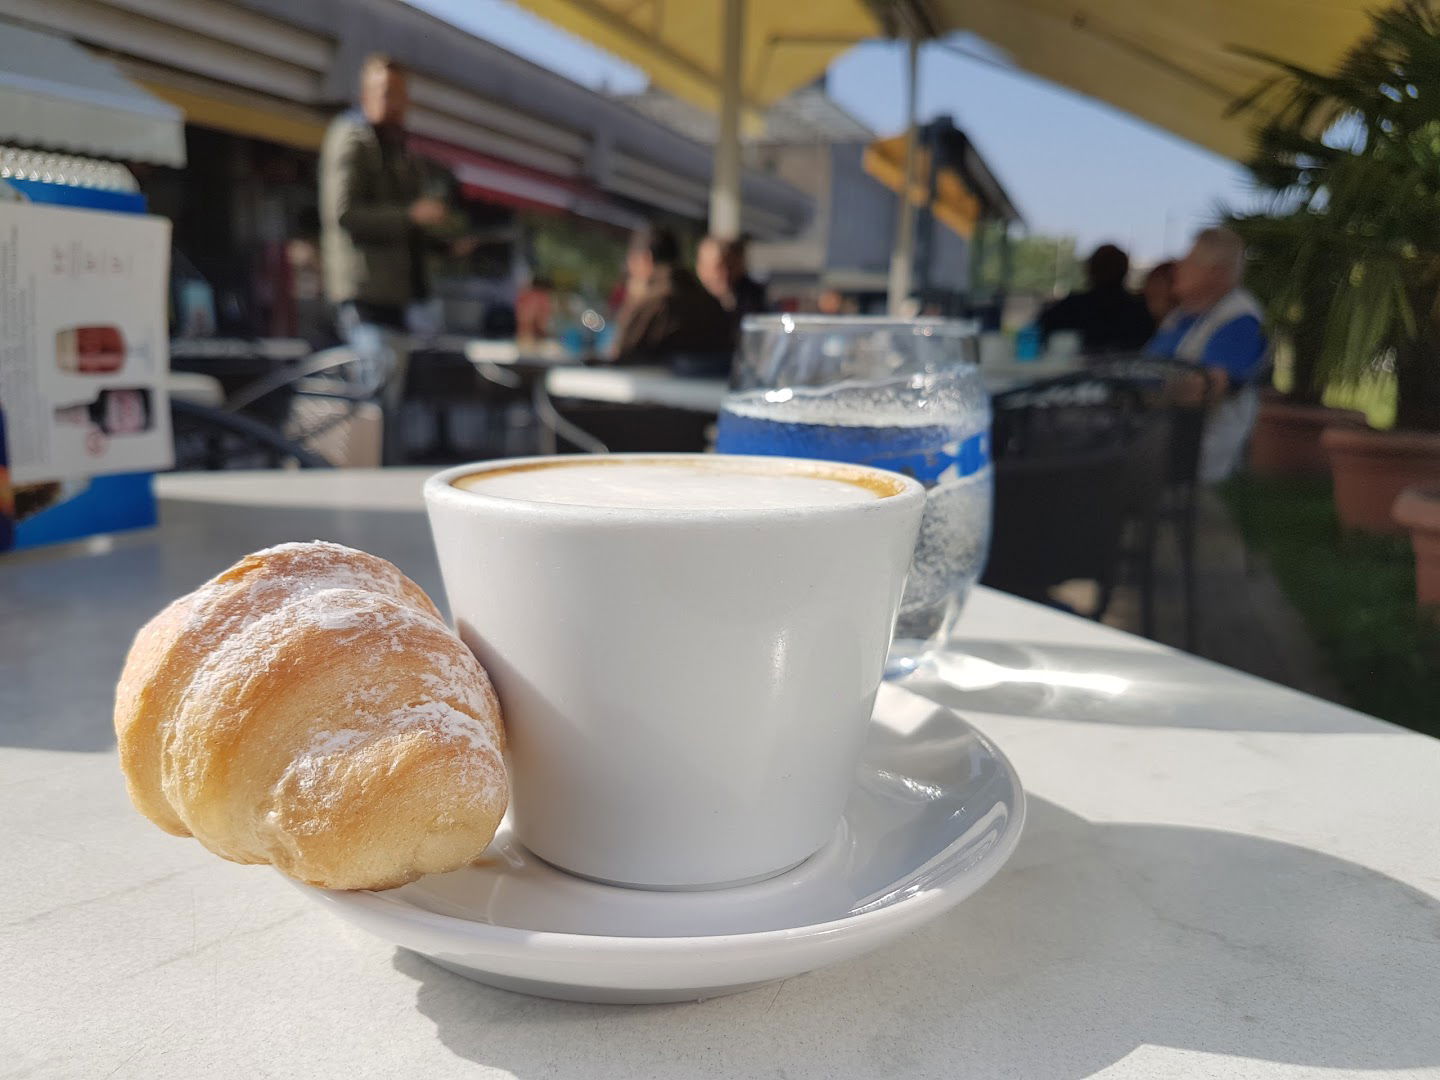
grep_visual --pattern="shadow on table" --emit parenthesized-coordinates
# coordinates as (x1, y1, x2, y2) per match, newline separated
(392, 796, 1440, 1080)
(0, 502, 445, 752)
(904, 638, 1382, 734)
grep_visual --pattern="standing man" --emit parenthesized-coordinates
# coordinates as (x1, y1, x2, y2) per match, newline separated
(320, 53, 446, 464)
(1146, 227, 1269, 483)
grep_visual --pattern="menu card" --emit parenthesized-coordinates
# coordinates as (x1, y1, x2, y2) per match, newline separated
(0, 200, 172, 550)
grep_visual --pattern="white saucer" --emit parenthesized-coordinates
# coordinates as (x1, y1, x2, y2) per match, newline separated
(296, 683, 1025, 1003)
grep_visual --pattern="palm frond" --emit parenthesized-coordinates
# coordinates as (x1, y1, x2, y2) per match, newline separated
(1229, 0, 1440, 412)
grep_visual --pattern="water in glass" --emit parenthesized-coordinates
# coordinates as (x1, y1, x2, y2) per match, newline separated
(716, 316, 992, 674)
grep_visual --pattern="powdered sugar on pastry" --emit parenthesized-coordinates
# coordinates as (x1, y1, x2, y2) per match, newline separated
(114, 542, 508, 892)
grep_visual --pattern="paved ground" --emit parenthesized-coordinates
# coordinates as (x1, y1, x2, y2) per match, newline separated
(1058, 491, 1346, 705)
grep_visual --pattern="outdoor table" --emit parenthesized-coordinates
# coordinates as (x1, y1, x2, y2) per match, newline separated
(6, 469, 1439, 1079)
(545, 364, 729, 414)
(164, 370, 225, 407)
(427, 339, 587, 455)
(169, 337, 313, 364)
(544, 360, 1090, 417)
(168, 337, 313, 395)
(398, 339, 583, 461)
(459, 337, 576, 370)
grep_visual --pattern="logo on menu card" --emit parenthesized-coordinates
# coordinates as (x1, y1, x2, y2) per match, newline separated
(51, 243, 134, 279)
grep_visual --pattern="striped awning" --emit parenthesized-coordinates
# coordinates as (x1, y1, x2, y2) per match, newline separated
(0, 21, 185, 166)
(410, 134, 647, 231)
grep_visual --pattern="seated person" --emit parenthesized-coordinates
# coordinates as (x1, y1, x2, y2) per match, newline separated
(1142, 259, 1178, 326)
(614, 227, 734, 371)
(698, 234, 768, 324)
(815, 288, 847, 315)
(1038, 243, 1154, 353)
(1146, 227, 1269, 483)
(515, 273, 554, 341)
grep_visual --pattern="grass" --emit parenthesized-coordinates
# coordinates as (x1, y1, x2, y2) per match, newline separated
(1220, 473, 1440, 736)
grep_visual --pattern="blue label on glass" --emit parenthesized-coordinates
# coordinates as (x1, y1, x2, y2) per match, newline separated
(957, 430, 991, 478)
(863, 431, 990, 485)
(715, 408, 990, 486)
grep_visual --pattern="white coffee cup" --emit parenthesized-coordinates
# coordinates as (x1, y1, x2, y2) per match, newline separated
(424, 453, 925, 889)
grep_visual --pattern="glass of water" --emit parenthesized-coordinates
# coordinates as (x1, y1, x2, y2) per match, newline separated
(716, 315, 991, 676)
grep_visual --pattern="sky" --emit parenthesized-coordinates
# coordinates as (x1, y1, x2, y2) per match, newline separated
(409, 0, 1253, 263)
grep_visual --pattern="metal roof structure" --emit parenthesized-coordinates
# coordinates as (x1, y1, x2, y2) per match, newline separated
(0, 20, 184, 165)
(618, 84, 874, 147)
(0, 0, 812, 236)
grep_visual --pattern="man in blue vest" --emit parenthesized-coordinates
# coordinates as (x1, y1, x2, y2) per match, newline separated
(1146, 227, 1269, 483)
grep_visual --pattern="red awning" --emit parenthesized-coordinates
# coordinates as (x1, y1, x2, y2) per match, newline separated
(409, 134, 644, 230)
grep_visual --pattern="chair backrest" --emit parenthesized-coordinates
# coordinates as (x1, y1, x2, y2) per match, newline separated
(404, 346, 523, 405)
(169, 399, 333, 471)
(301, 400, 382, 468)
(668, 351, 734, 379)
(549, 401, 711, 453)
(983, 442, 1133, 597)
(992, 372, 1149, 460)
(1166, 405, 1206, 488)
(217, 346, 386, 467)
(986, 372, 1169, 599)
(1080, 357, 1209, 489)
(224, 347, 376, 414)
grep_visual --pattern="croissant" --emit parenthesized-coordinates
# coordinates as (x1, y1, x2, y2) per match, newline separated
(114, 541, 508, 891)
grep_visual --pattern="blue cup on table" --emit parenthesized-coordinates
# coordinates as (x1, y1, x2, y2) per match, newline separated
(716, 315, 992, 676)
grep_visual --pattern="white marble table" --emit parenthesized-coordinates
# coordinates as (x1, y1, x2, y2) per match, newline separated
(459, 337, 574, 369)
(5, 470, 1440, 1080)
(168, 337, 313, 363)
(543, 359, 1091, 417)
(545, 365, 730, 413)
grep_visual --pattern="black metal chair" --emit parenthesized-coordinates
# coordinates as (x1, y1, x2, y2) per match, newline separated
(546, 399, 712, 453)
(991, 363, 1207, 646)
(668, 351, 734, 378)
(1086, 356, 1209, 646)
(169, 399, 332, 471)
(404, 345, 533, 462)
(220, 346, 386, 467)
(991, 371, 1151, 460)
(1163, 404, 1206, 649)
(988, 372, 1168, 625)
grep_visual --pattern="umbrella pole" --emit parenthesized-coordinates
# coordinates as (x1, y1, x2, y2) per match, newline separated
(709, 0, 745, 239)
(887, 34, 920, 315)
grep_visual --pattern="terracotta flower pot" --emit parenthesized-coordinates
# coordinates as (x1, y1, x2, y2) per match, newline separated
(1249, 400, 1368, 476)
(1322, 426, 1440, 534)
(1393, 486, 1440, 610)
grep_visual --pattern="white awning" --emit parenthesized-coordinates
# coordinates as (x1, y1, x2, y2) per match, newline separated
(0, 21, 185, 166)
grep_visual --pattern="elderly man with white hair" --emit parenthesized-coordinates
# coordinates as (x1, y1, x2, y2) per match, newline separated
(1146, 227, 1269, 483)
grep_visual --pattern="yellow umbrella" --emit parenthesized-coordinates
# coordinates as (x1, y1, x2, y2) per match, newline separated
(924, 0, 1372, 161)
(515, 0, 877, 113)
(515, 0, 1372, 305)
(513, 0, 1374, 161)
(515, 0, 884, 239)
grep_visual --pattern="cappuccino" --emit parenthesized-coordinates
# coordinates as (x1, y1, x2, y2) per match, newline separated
(427, 453, 925, 888)
(452, 457, 899, 510)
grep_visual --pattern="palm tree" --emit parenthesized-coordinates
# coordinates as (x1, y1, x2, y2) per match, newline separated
(1227, 0, 1440, 431)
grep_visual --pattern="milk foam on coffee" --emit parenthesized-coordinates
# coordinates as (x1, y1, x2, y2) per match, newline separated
(454, 460, 887, 510)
